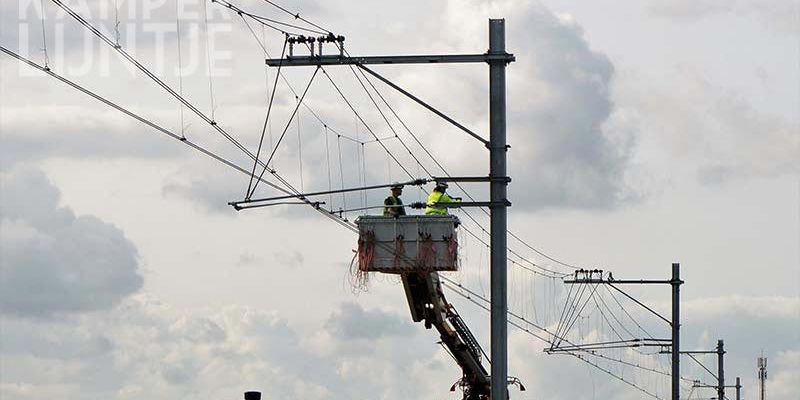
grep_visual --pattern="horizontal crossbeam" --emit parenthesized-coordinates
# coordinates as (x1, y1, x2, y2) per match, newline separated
(433, 200, 511, 208)
(563, 279, 672, 285)
(230, 178, 430, 209)
(265, 53, 515, 67)
(433, 176, 512, 183)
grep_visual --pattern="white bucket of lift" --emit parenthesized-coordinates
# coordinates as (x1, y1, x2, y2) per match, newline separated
(354, 215, 460, 273)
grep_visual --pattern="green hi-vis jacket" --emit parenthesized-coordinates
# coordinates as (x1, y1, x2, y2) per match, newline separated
(425, 191, 458, 215)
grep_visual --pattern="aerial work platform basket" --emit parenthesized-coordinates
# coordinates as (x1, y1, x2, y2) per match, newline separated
(355, 215, 460, 273)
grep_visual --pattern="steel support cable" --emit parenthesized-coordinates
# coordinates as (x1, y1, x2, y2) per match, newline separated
(355, 66, 579, 278)
(441, 279, 674, 394)
(362, 135, 397, 144)
(507, 230, 580, 270)
(49, 0, 258, 167)
(357, 64, 583, 274)
(112, 0, 121, 47)
(591, 292, 629, 342)
(557, 282, 592, 343)
(359, 69, 489, 227)
(234, 0, 581, 280)
(348, 64, 431, 204)
(547, 340, 668, 353)
(354, 67, 526, 276)
(561, 285, 589, 336)
(3, 46, 359, 237)
(336, 135, 347, 214)
(505, 302, 677, 381)
(235, 0, 584, 278)
(686, 353, 718, 381)
(247, 35, 288, 198)
(214, 0, 325, 35)
(355, 65, 497, 227)
(355, 140, 364, 208)
(569, 353, 663, 400)
(175, 1, 187, 139)
(552, 278, 577, 343)
(594, 288, 640, 340)
(607, 282, 672, 327)
(259, 0, 331, 34)
(324, 126, 333, 206)
(459, 224, 567, 279)
(39, 0, 50, 68)
(459, 284, 663, 388)
(231, 4, 361, 145)
(296, 97, 305, 191)
(235, 178, 431, 208)
(0, 46, 290, 196)
(602, 284, 655, 339)
(201, 0, 218, 121)
(249, 66, 320, 197)
(557, 284, 602, 348)
(553, 281, 587, 346)
(357, 64, 487, 145)
(348, 64, 436, 179)
(319, 68, 414, 178)
(229, 9, 364, 150)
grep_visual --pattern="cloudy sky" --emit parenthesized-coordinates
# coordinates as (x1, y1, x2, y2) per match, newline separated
(1, 0, 798, 399)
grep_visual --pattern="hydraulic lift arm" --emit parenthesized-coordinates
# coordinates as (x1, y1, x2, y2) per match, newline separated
(402, 272, 491, 400)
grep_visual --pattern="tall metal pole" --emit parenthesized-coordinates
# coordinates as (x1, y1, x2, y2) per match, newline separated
(489, 18, 509, 400)
(736, 377, 741, 400)
(718, 340, 726, 400)
(758, 355, 767, 400)
(672, 263, 682, 400)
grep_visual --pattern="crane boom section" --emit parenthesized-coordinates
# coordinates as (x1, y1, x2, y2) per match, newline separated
(402, 273, 491, 399)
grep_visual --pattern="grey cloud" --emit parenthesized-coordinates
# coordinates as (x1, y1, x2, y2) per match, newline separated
(2, 317, 114, 360)
(503, 295, 800, 400)
(621, 73, 799, 185)
(503, 4, 636, 210)
(236, 252, 263, 266)
(647, 0, 800, 34)
(0, 167, 143, 316)
(0, 298, 440, 400)
(161, 163, 245, 213)
(273, 250, 304, 268)
(0, 107, 185, 170)
(324, 302, 414, 341)
(679, 296, 800, 400)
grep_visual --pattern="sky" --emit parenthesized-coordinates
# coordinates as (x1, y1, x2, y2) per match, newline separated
(1, 0, 798, 399)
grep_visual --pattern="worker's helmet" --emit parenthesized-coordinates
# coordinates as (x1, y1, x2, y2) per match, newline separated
(435, 181, 449, 189)
(391, 182, 404, 190)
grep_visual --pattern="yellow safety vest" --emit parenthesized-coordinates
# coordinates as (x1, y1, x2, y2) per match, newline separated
(425, 191, 455, 215)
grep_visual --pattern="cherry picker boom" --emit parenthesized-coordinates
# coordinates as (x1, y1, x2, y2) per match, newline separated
(353, 215, 522, 399)
(402, 272, 491, 399)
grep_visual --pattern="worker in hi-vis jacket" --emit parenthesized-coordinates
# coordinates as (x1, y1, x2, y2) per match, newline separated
(425, 182, 461, 215)
(383, 182, 407, 217)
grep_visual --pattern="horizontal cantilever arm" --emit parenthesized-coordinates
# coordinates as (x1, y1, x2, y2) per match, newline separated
(230, 178, 429, 209)
(263, 52, 515, 146)
(428, 200, 511, 208)
(265, 53, 515, 67)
